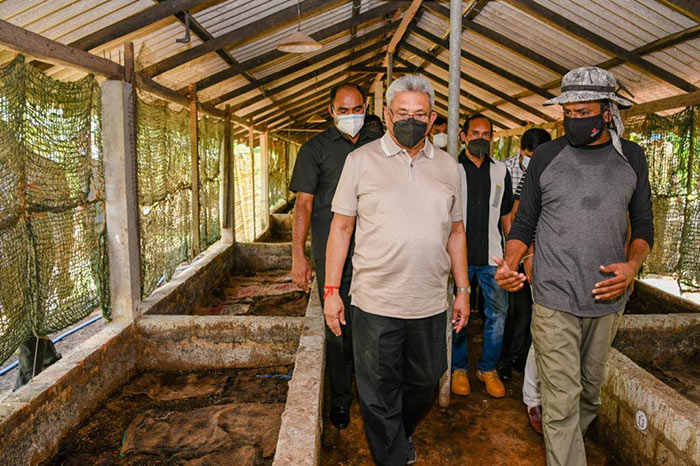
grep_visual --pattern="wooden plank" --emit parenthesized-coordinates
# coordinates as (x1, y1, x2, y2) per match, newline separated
(0, 18, 123, 79)
(190, 83, 201, 256)
(68, 0, 213, 51)
(188, 1, 406, 93)
(403, 43, 553, 122)
(143, 0, 333, 77)
(388, 0, 423, 54)
(410, 25, 555, 99)
(504, 0, 697, 93)
(210, 31, 393, 107)
(655, 0, 700, 22)
(348, 66, 413, 73)
(124, 42, 135, 84)
(623, 89, 700, 117)
(465, 0, 491, 20)
(423, 2, 569, 76)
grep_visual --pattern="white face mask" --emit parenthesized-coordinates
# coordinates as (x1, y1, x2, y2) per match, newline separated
(522, 154, 531, 170)
(432, 132, 448, 148)
(334, 112, 364, 138)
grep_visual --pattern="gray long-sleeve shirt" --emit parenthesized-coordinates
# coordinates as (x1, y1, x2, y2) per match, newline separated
(509, 137, 654, 318)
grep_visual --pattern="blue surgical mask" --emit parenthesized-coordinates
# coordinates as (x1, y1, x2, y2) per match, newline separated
(334, 112, 364, 138)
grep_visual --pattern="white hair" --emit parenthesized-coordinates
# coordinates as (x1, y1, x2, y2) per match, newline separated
(385, 74, 435, 110)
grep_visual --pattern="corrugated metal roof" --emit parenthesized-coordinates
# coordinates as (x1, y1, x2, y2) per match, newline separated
(0, 0, 698, 133)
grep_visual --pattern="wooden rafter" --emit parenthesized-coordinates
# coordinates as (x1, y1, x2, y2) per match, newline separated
(402, 42, 553, 122)
(186, 1, 405, 93)
(410, 25, 555, 100)
(465, 0, 491, 20)
(208, 28, 394, 107)
(655, 0, 700, 22)
(423, 2, 569, 76)
(373, 0, 423, 87)
(504, 0, 697, 93)
(143, 0, 336, 77)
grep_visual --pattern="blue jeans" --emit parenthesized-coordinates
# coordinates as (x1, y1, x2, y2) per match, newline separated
(452, 265, 508, 372)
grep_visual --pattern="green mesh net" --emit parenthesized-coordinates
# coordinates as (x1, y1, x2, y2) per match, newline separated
(627, 106, 700, 291)
(0, 56, 109, 365)
(268, 138, 288, 211)
(198, 116, 223, 250)
(136, 98, 192, 298)
(234, 142, 256, 242)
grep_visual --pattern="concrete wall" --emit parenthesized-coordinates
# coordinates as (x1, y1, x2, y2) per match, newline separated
(234, 242, 293, 272)
(137, 315, 304, 371)
(626, 279, 700, 314)
(0, 322, 137, 466)
(142, 241, 234, 316)
(274, 280, 326, 466)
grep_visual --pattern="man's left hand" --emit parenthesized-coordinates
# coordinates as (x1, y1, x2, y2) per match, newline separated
(593, 262, 636, 301)
(452, 293, 470, 333)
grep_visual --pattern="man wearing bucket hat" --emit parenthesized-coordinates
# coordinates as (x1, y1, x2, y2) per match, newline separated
(494, 66, 654, 466)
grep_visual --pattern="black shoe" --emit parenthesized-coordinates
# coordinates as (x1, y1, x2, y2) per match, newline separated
(329, 406, 350, 430)
(406, 436, 417, 465)
(497, 362, 512, 381)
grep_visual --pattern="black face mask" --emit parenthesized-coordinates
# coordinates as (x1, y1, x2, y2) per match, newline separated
(467, 138, 490, 158)
(392, 117, 428, 148)
(564, 114, 606, 147)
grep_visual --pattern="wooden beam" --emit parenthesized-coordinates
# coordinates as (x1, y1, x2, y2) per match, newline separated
(124, 42, 135, 84)
(69, 0, 213, 51)
(209, 31, 392, 107)
(493, 120, 561, 138)
(504, 0, 697, 93)
(0, 19, 123, 79)
(248, 119, 256, 238)
(388, 0, 423, 54)
(189, 83, 201, 255)
(410, 25, 555, 99)
(623, 89, 700, 118)
(188, 2, 406, 93)
(348, 66, 414, 73)
(655, 0, 700, 22)
(221, 106, 233, 240)
(402, 43, 553, 122)
(465, 0, 491, 20)
(143, 0, 335, 77)
(423, 2, 569, 76)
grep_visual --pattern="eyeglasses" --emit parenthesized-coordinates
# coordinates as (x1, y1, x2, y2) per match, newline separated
(390, 109, 430, 122)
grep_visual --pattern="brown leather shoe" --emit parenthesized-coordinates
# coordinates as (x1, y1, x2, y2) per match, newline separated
(528, 405, 544, 436)
(477, 370, 505, 398)
(451, 369, 470, 395)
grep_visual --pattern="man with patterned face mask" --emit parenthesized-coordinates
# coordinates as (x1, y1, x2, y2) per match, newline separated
(289, 82, 378, 430)
(451, 113, 513, 400)
(325, 74, 469, 465)
(495, 66, 654, 466)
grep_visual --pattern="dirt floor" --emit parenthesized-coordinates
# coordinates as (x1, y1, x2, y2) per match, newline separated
(321, 314, 618, 466)
(193, 270, 309, 317)
(637, 350, 700, 405)
(47, 365, 292, 466)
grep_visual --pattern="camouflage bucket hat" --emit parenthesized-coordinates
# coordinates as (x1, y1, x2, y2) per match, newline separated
(544, 66, 633, 109)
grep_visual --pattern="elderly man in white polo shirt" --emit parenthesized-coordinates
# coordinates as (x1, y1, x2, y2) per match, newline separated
(324, 74, 470, 466)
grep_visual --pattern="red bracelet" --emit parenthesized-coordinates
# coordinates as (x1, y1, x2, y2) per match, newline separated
(323, 285, 340, 298)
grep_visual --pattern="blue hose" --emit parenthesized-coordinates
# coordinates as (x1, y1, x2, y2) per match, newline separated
(0, 315, 103, 376)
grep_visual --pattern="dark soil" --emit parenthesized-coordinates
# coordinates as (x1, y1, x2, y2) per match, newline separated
(636, 350, 700, 405)
(47, 366, 292, 466)
(193, 270, 309, 317)
(321, 314, 617, 466)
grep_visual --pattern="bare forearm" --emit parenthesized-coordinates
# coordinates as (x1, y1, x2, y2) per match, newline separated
(325, 216, 355, 287)
(501, 214, 512, 238)
(504, 239, 529, 270)
(292, 204, 311, 258)
(626, 238, 651, 273)
(447, 230, 468, 287)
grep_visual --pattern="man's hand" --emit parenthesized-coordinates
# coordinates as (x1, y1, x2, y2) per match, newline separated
(593, 262, 636, 301)
(494, 256, 526, 291)
(523, 255, 534, 284)
(452, 293, 470, 333)
(324, 293, 346, 337)
(292, 254, 313, 291)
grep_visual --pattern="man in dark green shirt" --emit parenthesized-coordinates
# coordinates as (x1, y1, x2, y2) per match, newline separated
(289, 83, 378, 429)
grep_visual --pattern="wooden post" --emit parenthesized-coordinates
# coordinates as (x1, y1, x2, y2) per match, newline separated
(190, 83, 201, 255)
(249, 119, 256, 240)
(374, 80, 383, 117)
(260, 126, 270, 233)
(221, 105, 234, 244)
(102, 80, 141, 321)
(124, 42, 135, 84)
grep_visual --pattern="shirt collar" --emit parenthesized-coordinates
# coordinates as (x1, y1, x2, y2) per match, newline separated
(380, 133, 434, 159)
(459, 150, 494, 165)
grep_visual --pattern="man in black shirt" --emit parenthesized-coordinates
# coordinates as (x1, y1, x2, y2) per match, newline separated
(452, 114, 513, 399)
(289, 83, 379, 429)
(496, 67, 653, 466)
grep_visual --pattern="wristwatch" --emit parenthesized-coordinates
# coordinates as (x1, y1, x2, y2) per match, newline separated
(456, 286, 471, 294)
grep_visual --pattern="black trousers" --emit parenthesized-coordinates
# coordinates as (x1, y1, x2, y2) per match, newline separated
(500, 265, 532, 364)
(316, 259, 354, 408)
(352, 306, 446, 466)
